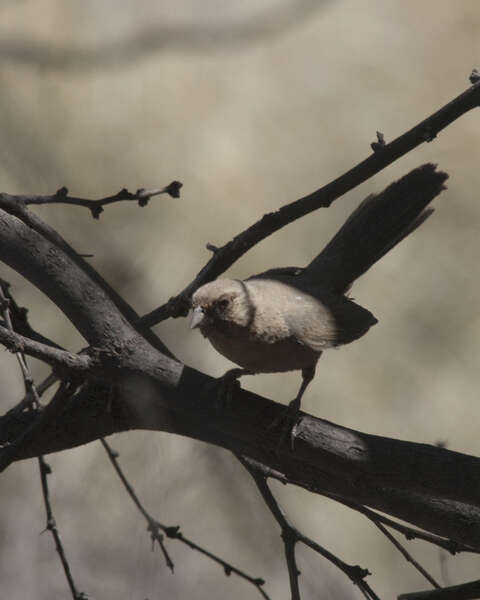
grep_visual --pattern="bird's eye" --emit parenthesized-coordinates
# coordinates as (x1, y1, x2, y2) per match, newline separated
(216, 298, 229, 312)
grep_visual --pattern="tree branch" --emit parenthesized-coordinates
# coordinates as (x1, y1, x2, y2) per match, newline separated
(101, 439, 270, 599)
(238, 454, 379, 600)
(324, 493, 478, 556)
(38, 456, 89, 600)
(2, 370, 480, 549)
(370, 519, 440, 589)
(138, 74, 480, 328)
(6, 180, 181, 219)
(0, 193, 174, 358)
(0, 282, 87, 597)
(0, 325, 93, 372)
(398, 579, 480, 600)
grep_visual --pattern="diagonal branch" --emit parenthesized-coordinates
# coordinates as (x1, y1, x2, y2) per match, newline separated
(101, 438, 270, 599)
(237, 454, 379, 600)
(0, 192, 174, 358)
(246, 458, 479, 557)
(0, 204, 178, 375)
(370, 519, 440, 589)
(138, 74, 480, 328)
(325, 493, 478, 556)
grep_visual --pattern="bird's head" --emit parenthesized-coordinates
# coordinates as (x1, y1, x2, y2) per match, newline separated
(190, 279, 253, 335)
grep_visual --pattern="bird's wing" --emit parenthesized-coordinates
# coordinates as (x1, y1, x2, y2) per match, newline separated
(246, 278, 377, 352)
(245, 279, 340, 351)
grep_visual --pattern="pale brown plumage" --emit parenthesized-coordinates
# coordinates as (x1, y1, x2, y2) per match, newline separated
(191, 164, 448, 413)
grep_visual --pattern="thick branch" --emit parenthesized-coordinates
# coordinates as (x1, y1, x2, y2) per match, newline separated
(0, 196, 174, 358)
(2, 370, 480, 548)
(0, 208, 178, 378)
(398, 579, 480, 600)
(0, 199, 479, 545)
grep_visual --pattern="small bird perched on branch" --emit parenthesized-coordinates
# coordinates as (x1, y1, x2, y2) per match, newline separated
(191, 164, 448, 418)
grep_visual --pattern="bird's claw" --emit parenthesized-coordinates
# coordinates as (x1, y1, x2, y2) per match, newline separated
(269, 400, 302, 451)
(203, 368, 245, 410)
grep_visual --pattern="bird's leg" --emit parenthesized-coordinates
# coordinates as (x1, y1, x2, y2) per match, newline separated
(270, 365, 316, 450)
(289, 365, 316, 445)
(289, 365, 316, 414)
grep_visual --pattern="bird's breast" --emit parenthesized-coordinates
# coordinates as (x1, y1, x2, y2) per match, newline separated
(205, 324, 319, 373)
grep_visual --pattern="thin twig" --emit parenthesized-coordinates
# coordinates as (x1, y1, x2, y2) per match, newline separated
(7, 181, 182, 219)
(6, 373, 59, 416)
(138, 75, 480, 329)
(237, 454, 380, 600)
(100, 438, 270, 600)
(371, 519, 440, 589)
(0, 380, 76, 472)
(243, 457, 480, 556)
(0, 283, 41, 409)
(324, 493, 480, 556)
(38, 457, 88, 599)
(0, 324, 94, 373)
(0, 283, 87, 598)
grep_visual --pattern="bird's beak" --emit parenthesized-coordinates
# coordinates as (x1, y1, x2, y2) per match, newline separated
(190, 306, 205, 329)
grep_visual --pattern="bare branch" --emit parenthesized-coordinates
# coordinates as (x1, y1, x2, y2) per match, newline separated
(0, 283, 41, 408)
(0, 282, 87, 598)
(0, 70, 478, 599)
(101, 439, 270, 599)
(324, 494, 479, 556)
(39, 457, 89, 600)
(10, 180, 182, 219)
(0, 381, 75, 472)
(0, 206, 178, 379)
(0, 195, 174, 358)
(138, 77, 480, 328)
(238, 454, 379, 600)
(2, 371, 480, 549)
(370, 519, 440, 589)
(0, 325, 93, 372)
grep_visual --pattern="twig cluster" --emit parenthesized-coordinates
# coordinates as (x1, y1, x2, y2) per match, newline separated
(101, 438, 270, 599)
(0, 284, 88, 599)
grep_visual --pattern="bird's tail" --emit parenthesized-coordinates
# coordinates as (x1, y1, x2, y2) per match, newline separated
(303, 163, 448, 294)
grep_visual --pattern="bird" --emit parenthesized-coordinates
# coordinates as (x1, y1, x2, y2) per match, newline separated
(190, 164, 448, 417)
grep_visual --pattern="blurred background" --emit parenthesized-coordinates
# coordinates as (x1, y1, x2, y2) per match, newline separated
(0, 1, 478, 598)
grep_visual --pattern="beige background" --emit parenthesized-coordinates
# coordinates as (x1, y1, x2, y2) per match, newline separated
(0, 1, 479, 598)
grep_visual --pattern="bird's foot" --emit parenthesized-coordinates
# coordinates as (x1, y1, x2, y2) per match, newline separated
(269, 398, 302, 451)
(205, 368, 250, 409)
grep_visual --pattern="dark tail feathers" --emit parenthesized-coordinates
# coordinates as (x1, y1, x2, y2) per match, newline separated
(303, 163, 448, 294)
